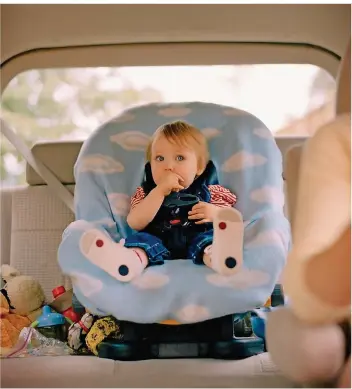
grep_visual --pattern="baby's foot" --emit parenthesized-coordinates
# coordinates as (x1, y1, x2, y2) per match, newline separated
(210, 208, 244, 275)
(79, 229, 147, 282)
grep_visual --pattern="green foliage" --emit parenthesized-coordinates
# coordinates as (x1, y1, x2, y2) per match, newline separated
(1, 68, 163, 186)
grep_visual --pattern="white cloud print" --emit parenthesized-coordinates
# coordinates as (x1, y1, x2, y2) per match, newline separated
(201, 127, 222, 139)
(131, 271, 170, 289)
(108, 193, 131, 217)
(207, 268, 270, 290)
(247, 230, 286, 253)
(176, 304, 211, 323)
(70, 272, 103, 298)
(253, 127, 273, 140)
(221, 151, 267, 172)
(79, 155, 124, 174)
(67, 220, 94, 232)
(250, 186, 284, 208)
(110, 131, 150, 151)
(158, 107, 191, 117)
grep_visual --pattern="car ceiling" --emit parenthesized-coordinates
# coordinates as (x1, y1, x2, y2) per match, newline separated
(2, 4, 351, 63)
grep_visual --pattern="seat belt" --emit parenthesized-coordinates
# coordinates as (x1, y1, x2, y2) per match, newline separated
(0, 118, 75, 213)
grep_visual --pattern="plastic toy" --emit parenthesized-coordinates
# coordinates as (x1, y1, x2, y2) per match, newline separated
(49, 286, 81, 323)
(32, 305, 68, 342)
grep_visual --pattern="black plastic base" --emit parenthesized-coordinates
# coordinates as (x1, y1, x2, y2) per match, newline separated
(97, 337, 265, 361)
(95, 284, 284, 361)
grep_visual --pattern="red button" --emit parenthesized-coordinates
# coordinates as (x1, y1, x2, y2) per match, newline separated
(219, 222, 227, 230)
(96, 239, 104, 247)
(170, 219, 181, 225)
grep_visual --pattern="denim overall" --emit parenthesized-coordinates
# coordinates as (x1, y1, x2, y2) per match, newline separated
(124, 161, 219, 265)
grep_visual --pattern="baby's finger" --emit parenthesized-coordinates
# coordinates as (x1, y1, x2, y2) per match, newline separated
(188, 213, 205, 220)
(192, 203, 204, 211)
(193, 202, 203, 208)
(173, 173, 184, 183)
(195, 218, 211, 224)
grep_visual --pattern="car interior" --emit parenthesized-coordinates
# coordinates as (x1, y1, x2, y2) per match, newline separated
(0, 4, 351, 388)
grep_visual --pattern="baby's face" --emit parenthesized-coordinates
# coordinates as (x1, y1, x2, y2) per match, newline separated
(150, 135, 201, 189)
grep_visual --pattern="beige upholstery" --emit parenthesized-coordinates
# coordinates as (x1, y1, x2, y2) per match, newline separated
(1, 353, 295, 388)
(0, 188, 13, 266)
(9, 185, 74, 300)
(26, 141, 81, 186)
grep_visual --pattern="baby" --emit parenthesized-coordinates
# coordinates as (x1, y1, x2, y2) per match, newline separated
(81, 121, 244, 282)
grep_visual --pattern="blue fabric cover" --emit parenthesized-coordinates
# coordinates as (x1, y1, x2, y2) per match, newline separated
(58, 102, 290, 324)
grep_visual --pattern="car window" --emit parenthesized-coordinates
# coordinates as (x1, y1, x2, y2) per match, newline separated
(1, 64, 335, 186)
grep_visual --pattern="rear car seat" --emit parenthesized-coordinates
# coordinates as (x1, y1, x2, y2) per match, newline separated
(0, 138, 300, 388)
(3, 137, 303, 299)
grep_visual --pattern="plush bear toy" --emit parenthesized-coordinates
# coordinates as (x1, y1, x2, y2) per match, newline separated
(0, 265, 46, 352)
(0, 292, 31, 352)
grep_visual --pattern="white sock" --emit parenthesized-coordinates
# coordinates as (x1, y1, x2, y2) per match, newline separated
(210, 207, 244, 275)
(79, 229, 148, 282)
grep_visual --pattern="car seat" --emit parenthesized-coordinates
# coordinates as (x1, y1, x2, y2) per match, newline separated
(58, 101, 290, 360)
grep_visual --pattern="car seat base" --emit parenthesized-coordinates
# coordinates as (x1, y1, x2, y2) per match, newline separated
(97, 337, 265, 361)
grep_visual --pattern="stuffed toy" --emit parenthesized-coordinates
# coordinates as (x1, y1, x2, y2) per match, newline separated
(85, 315, 123, 356)
(266, 112, 351, 387)
(67, 312, 95, 352)
(0, 265, 46, 351)
(0, 293, 31, 352)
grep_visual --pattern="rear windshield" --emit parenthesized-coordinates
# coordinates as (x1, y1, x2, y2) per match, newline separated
(1, 64, 335, 186)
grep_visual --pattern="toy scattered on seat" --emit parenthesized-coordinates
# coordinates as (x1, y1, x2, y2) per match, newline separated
(0, 292, 31, 352)
(0, 265, 45, 354)
(31, 305, 68, 342)
(49, 286, 81, 323)
(67, 312, 94, 353)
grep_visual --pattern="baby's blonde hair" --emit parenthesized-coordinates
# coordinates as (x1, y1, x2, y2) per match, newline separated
(146, 121, 209, 173)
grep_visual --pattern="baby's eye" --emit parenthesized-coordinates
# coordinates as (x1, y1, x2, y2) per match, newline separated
(176, 155, 185, 161)
(156, 156, 164, 161)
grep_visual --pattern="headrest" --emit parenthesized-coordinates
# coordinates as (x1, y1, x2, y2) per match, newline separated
(26, 141, 82, 185)
(25, 112, 300, 191)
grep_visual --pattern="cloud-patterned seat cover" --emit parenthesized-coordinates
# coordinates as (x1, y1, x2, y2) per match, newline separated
(58, 102, 290, 324)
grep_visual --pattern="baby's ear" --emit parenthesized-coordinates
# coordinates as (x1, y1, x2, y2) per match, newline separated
(305, 224, 351, 308)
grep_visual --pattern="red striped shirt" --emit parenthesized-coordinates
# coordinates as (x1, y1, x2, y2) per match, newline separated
(130, 185, 236, 209)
